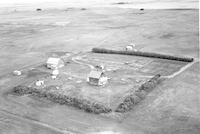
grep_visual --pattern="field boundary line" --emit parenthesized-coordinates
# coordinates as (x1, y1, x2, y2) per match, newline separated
(0, 108, 78, 134)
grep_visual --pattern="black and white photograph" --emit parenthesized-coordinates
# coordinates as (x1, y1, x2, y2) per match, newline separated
(0, 0, 199, 134)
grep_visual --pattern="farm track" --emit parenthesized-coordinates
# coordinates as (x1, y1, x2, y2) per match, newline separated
(162, 59, 198, 79)
(71, 56, 95, 70)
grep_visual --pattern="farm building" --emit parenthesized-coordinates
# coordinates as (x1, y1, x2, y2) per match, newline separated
(125, 43, 137, 51)
(35, 80, 44, 86)
(51, 68, 59, 79)
(46, 57, 64, 69)
(87, 70, 108, 86)
(13, 70, 22, 76)
(95, 64, 105, 72)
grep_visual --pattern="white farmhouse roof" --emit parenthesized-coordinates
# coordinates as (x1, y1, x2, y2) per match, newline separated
(47, 57, 61, 64)
(88, 70, 103, 79)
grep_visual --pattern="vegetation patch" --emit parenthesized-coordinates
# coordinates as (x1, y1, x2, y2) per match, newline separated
(115, 74, 161, 113)
(92, 48, 194, 62)
(12, 85, 112, 114)
(113, 2, 130, 5)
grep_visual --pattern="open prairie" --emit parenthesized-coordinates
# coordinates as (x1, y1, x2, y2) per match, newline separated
(0, 5, 199, 134)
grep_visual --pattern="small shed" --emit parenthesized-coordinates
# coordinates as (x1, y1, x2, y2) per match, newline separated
(125, 43, 137, 51)
(125, 45, 133, 51)
(52, 69, 59, 76)
(46, 57, 64, 69)
(95, 64, 105, 72)
(51, 69, 59, 79)
(87, 70, 108, 86)
(35, 80, 44, 86)
(13, 70, 22, 76)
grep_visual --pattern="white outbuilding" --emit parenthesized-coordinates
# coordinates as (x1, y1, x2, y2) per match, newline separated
(125, 45, 133, 51)
(35, 80, 44, 86)
(46, 57, 64, 69)
(125, 43, 137, 51)
(51, 68, 59, 79)
(51, 69, 59, 76)
(13, 70, 22, 76)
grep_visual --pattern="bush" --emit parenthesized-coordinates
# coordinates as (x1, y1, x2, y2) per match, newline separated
(115, 93, 142, 113)
(134, 90, 147, 100)
(139, 74, 161, 92)
(13, 85, 32, 95)
(132, 95, 141, 104)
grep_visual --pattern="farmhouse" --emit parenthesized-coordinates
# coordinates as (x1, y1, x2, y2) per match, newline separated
(46, 57, 64, 69)
(87, 70, 108, 86)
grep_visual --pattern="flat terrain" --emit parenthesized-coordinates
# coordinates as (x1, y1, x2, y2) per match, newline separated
(0, 7, 199, 134)
(14, 51, 187, 112)
(0, 0, 198, 10)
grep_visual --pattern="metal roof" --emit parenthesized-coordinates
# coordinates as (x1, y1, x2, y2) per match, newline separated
(46, 57, 61, 64)
(88, 70, 103, 79)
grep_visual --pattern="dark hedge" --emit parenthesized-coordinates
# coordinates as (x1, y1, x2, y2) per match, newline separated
(115, 74, 161, 113)
(12, 85, 112, 114)
(92, 48, 193, 62)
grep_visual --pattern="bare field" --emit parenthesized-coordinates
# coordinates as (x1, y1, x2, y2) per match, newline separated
(0, 7, 199, 134)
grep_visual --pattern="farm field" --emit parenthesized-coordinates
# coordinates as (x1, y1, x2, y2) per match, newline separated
(0, 6, 199, 134)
